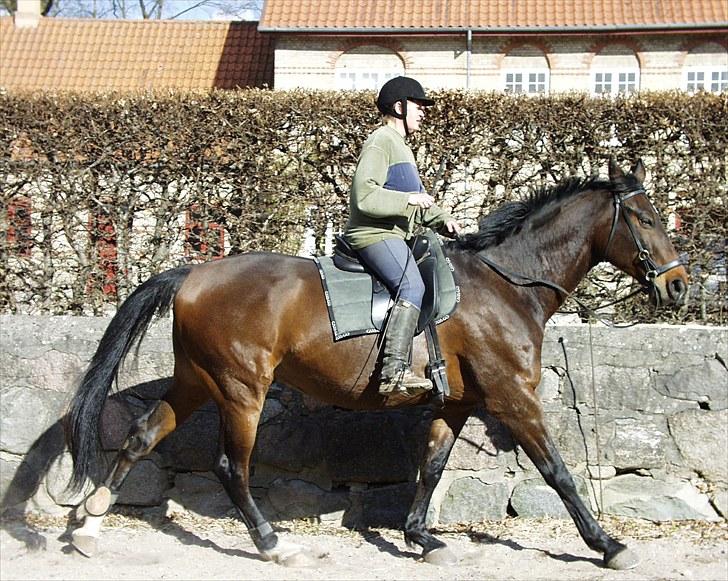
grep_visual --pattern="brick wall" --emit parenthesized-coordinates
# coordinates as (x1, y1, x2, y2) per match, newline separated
(272, 34, 728, 92)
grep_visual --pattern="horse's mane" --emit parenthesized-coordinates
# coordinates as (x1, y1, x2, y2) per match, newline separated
(454, 176, 619, 252)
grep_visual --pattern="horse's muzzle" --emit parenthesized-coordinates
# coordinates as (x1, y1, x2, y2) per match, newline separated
(651, 267, 689, 308)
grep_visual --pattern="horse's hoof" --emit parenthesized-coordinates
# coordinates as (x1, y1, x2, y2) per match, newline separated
(423, 546, 458, 566)
(605, 547, 639, 570)
(71, 532, 98, 557)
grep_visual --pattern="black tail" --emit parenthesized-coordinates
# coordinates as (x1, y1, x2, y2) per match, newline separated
(66, 266, 192, 492)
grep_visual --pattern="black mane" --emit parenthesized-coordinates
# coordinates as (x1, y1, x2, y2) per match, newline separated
(454, 176, 617, 252)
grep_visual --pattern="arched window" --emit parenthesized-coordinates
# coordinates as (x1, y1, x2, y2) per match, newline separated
(591, 46, 640, 96)
(683, 43, 728, 93)
(501, 46, 550, 94)
(335, 46, 405, 91)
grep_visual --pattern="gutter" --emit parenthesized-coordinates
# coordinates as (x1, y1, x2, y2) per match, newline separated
(258, 23, 728, 34)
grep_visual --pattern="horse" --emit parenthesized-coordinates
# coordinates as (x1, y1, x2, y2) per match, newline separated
(66, 158, 688, 569)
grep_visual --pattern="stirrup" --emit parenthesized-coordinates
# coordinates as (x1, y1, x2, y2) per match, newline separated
(379, 369, 432, 396)
(403, 376, 433, 396)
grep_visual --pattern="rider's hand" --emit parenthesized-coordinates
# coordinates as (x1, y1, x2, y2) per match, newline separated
(445, 219, 462, 237)
(408, 193, 435, 209)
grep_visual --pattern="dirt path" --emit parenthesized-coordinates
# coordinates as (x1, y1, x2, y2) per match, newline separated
(2, 511, 727, 580)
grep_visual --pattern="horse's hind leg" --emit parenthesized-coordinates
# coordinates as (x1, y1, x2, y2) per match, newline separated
(71, 375, 208, 556)
(214, 395, 316, 567)
(493, 397, 639, 570)
(404, 408, 470, 565)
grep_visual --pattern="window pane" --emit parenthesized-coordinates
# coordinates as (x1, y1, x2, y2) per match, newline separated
(711, 70, 728, 93)
(505, 70, 548, 94)
(528, 72, 545, 93)
(618, 72, 636, 94)
(338, 70, 403, 91)
(595, 72, 612, 94)
(337, 72, 356, 90)
(688, 68, 728, 92)
(505, 72, 523, 93)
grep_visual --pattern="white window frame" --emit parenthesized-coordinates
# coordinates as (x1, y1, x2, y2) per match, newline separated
(684, 67, 728, 93)
(336, 70, 401, 91)
(591, 69, 639, 96)
(503, 69, 549, 94)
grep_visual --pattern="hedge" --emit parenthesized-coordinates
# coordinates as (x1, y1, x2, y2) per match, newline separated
(0, 89, 725, 323)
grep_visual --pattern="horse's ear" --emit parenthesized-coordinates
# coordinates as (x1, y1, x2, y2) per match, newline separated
(630, 159, 646, 183)
(608, 157, 625, 181)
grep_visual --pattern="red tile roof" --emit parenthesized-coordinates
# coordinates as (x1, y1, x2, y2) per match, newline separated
(0, 17, 274, 92)
(259, 0, 728, 31)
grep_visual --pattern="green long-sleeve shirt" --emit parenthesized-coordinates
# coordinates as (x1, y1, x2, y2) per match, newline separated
(344, 125, 452, 250)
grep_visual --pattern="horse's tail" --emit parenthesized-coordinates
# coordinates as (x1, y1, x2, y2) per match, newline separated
(66, 265, 192, 492)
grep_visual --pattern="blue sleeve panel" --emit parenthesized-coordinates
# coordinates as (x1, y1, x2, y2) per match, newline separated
(384, 162, 425, 194)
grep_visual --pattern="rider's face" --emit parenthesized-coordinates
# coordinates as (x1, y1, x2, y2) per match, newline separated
(393, 99, 426, 133)
(405, 100, 426, 132)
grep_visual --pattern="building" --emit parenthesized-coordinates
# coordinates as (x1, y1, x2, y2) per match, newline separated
(259, 0, 728, 95)
(3, 0, 725, 95)
(0, 2, 273, 91)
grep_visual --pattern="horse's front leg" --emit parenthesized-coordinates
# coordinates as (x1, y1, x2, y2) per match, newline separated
(404, 407, 470, 565)
(490, 383, 639, 570)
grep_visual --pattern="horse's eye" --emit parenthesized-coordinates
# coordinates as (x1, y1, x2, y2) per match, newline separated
(638, 214, 654, 227)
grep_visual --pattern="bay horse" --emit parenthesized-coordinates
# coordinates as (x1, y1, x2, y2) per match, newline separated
(66, 159, 687, 569)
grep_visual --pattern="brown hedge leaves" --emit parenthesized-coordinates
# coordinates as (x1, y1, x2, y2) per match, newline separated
(0, 89, 725, 322)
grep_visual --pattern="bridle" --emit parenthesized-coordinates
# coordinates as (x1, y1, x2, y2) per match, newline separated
(604, 187, 683, 284)
(473, 185, 684, 321)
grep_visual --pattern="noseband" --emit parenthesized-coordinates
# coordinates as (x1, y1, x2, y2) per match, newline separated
(604, 188, 683, 285)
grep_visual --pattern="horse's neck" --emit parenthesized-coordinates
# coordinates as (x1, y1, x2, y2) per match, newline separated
(480, 195, 605, 320)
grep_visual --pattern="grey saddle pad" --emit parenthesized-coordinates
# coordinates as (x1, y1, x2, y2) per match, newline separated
(314, 240, 459, 342)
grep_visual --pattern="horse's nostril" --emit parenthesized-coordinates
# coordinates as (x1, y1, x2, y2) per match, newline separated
(669, 278, 687, 301)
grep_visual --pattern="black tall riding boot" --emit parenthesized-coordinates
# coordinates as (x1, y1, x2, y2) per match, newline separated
(379, 299, 432, 395)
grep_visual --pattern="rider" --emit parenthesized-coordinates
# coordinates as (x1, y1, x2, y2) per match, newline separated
(344, 76, 461, 396)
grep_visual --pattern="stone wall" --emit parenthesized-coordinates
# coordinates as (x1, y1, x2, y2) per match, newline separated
(1, 315, 726, 527)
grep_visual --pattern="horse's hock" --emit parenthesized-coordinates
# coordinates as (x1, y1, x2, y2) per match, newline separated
(1, 314, 726, 523)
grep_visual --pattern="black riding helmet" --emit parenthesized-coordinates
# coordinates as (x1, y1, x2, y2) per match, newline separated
(376, 76, 435, 135)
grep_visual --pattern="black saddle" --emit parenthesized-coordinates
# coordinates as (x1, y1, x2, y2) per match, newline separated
(333, 234, 440, 334)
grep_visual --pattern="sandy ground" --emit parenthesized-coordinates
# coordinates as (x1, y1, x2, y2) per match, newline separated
(1, 510, 727, 581)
